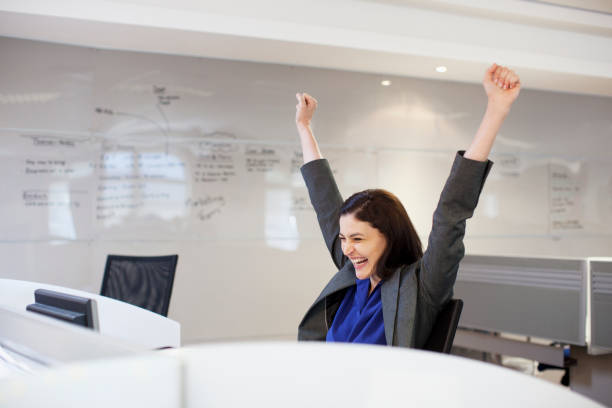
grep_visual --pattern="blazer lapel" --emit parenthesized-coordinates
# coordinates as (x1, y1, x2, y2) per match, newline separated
(381, 267, 401, 346)
(314, 263, 356, 304)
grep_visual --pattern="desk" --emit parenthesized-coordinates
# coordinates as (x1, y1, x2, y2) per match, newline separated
(0, 342, 603, 407)
(0, 279, 180, 357)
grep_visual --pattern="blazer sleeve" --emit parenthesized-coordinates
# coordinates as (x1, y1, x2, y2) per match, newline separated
(420, 151, 492, 307)
(301, 159, 346, 270)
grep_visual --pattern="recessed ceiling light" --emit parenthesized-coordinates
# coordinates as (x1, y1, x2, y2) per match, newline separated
(436, 66, 447, 73)
(381, 80, 392, 86)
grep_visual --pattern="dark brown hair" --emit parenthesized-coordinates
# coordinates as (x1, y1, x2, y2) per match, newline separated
(340, 189, 423, 281)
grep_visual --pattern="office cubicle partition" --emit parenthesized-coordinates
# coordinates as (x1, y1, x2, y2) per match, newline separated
(590, 259, 612, 352)
(455, 255, 587, 345)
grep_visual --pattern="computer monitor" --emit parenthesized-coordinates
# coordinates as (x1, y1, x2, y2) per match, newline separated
(26, 288, 95, 329)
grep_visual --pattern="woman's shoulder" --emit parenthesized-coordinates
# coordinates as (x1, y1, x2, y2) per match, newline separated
(392, 259, 423, 282)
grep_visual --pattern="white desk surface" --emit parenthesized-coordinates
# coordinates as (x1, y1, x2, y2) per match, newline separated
(177, 342, 604, 407)
(0, 353, 182, 408)
(0, 278, 180, 349)
(0, 342, 604, 407)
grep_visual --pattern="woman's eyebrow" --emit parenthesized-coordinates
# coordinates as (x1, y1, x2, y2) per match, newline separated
(339, 232, 364, 238)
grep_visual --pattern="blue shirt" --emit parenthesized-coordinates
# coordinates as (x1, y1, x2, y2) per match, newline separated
(326, 278, 386, 345)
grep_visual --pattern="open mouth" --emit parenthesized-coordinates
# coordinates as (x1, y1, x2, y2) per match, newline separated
(351, 257, 368, 269)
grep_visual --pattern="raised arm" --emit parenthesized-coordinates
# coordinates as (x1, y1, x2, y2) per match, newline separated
(295, 93, 323, 163)
(296, 93, 346, 269)
(421, 64, 520, 307)
(465, 63, 521, 161)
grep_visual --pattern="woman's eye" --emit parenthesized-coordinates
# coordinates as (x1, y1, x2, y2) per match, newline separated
(339, 236, 345, 241)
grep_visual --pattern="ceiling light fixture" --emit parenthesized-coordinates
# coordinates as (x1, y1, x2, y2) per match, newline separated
(436, 66, 447, 73)
(381, 80, 391, 86)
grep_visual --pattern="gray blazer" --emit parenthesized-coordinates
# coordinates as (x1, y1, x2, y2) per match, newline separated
(298, 152, 492, 348)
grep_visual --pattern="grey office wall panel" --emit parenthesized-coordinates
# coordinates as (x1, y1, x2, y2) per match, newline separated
(590, 260, 612, 350)
(455, 255, 586, 345)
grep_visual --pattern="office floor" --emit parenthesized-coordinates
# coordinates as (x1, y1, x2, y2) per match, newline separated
(451, 347, 566, 388)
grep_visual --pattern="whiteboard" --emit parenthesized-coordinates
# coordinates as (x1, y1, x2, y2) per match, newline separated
(1, 37, 611, 343)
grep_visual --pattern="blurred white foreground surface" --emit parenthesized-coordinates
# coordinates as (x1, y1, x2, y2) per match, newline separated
(1, 342, 604, 407)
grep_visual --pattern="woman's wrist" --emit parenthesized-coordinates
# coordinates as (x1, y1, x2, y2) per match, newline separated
(485, 100, 511, 119)
(296, 122, 314, 140)
(296, 120, 311, 131)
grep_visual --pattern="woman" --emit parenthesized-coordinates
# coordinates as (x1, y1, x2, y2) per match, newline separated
(295, 64, 520, 347)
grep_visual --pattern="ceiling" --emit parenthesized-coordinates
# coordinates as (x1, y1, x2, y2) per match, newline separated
(0, 0, 611, 97)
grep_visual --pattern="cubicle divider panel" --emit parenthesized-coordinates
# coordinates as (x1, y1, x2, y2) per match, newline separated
(455, 255, 587, 345)
(590, 259, 612, 352)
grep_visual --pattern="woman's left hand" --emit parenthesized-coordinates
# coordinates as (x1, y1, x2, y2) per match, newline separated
(465, 64, 521, 161)
(483, 63, 521, 113)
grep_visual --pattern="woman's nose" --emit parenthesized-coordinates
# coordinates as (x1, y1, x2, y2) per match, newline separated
(343, 242, 353, 254)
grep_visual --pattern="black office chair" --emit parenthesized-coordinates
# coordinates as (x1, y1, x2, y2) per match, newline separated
(100, 254, 178, 317)
(423, 298, 463, 354)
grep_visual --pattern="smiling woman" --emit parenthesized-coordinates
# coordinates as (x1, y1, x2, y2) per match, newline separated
(339, 189, 422, 287)
(338, 211, 389, 283)
(295, 64, 521, 347)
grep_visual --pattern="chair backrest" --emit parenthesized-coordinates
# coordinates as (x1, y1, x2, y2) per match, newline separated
(423, 298, 463, 354)
(100, 254, 178, 317)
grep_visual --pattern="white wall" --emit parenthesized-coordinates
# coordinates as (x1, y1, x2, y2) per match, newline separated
(1, 37, 611, 344)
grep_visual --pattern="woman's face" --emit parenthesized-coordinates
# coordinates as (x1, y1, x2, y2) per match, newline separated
(339, 213, 387, 281)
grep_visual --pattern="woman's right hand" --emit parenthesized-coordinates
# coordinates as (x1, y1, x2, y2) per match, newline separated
(295, 92, 318, 130)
